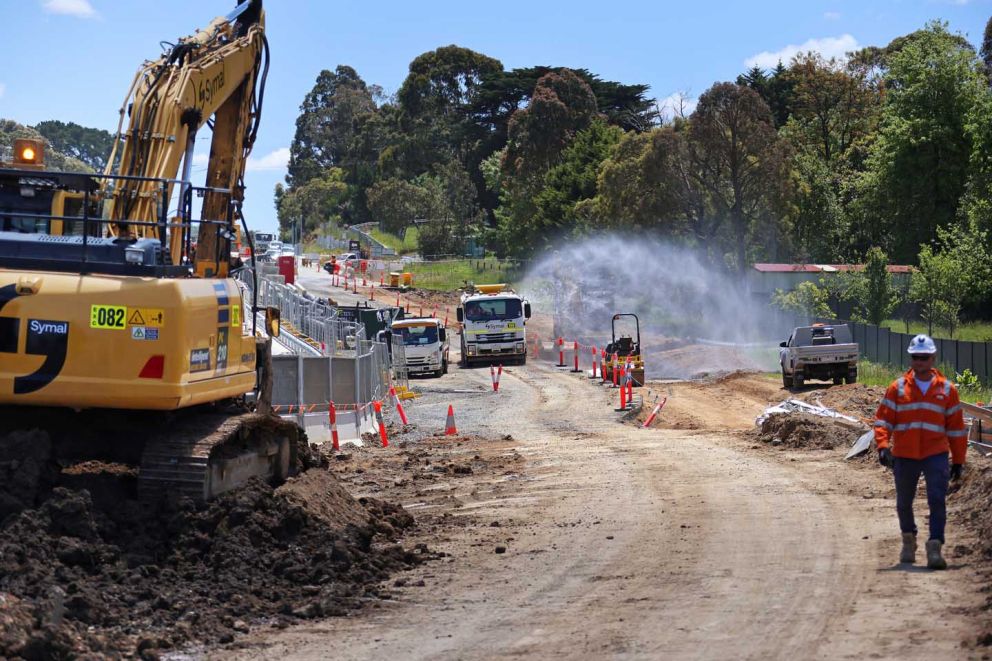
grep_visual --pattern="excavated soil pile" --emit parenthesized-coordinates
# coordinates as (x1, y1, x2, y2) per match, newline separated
(948, 462, 992, 646)
(755, 413, 858, 449)
(951, 462, 992, 556)
(798, 383, 887, 420)
(0, 468, 424, 659)
(746, 382, 883, 451)
(0, 430, 60, 524)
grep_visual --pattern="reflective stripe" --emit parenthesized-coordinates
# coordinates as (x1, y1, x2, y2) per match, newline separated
(943, 381, 951, 396)
(897, 378, 905, 399)
(947, 430, 968, 438)
(880, 398, 898, 410)
(874, 420, 893, 430)
(897, 402, 946, 415)
(945, 404, 962, 416)
(893, 421, 946, 434)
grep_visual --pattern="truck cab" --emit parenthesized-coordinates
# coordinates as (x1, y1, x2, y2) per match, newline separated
(390, 318, 449, 378)
(457, 284, 531, 366)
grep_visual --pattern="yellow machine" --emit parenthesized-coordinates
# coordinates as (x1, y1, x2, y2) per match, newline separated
(0, 0, 293, 501)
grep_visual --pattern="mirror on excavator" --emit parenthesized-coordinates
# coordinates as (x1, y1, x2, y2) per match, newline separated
(265, 306, 281, 337)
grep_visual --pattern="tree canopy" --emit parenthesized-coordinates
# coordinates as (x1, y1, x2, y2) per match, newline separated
(271, 20, 992, 322)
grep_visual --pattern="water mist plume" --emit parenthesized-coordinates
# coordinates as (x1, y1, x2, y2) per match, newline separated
(518, 236, 782, 379)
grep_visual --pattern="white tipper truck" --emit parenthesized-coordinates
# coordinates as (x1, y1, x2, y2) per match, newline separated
(457, 284, 532, 366)
(391, 317, 449, 378)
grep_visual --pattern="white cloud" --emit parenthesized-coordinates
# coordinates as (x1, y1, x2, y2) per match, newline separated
(41, 0, 97, 18)
(246, 147, 289, 172)
(657, 92, 698, 122)
(745, 34, 859, 69)
(824, 11, 841, 20)
(0, 83, 6, 99)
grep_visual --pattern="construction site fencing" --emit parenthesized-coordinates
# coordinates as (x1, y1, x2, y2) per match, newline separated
(235, 267, 399, 443)
(837, 320, 992, 383)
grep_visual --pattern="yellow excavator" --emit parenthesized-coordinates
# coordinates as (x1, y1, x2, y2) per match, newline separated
(0, 0, 296, 501)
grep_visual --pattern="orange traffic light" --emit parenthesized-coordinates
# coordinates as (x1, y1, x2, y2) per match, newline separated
(13, 139, 44, 166)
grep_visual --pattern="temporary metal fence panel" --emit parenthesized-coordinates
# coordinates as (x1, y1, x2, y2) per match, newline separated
(236, 266, 403, 443)
(831, 318, 992, 382)
(302, 356, 332, 406)
(271, 355, 303, 426)
(888, 330, 903, 369)
(331, 357, 359, 402)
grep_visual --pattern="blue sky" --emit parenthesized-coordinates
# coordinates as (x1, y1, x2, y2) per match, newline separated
(2, 0, 990, 234)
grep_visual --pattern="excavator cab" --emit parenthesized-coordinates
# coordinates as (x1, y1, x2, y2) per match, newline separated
(603, 313, 645, 387)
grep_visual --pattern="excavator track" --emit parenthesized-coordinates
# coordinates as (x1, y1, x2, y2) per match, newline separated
(139, 412, 299, 502)
(0, 405, 301, 508)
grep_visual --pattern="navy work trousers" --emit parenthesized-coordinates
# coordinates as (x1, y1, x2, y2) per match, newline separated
(893, 452, 950, 543)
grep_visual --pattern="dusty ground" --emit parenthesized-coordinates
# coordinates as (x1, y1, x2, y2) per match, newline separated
(6, 270, 989, 659)
(223, 278, 992, 661)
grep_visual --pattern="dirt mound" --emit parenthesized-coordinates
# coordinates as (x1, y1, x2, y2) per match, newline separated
(948, 460, 992, 646)
(0, 468, 424, 659)
(0, 430, 60, 524)
(755, 413, 863, 450)
(646, 344, 769, 380)
(798, 383, 886, 420)
(951, 462, 992, 558)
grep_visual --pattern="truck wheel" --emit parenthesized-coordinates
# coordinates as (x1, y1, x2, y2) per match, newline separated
(845, 370, 858, 384)
(832, 375, 843, 385)
(793, 372, 805, 389)
(782, 369, 793, 388)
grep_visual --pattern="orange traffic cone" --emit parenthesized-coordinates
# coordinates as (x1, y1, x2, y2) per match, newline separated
(445, 404, 457, 435)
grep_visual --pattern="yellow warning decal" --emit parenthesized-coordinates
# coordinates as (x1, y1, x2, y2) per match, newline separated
(128, 308, 165, 328)
(90, 305, 127, 330)
(231, 304, 241, 327)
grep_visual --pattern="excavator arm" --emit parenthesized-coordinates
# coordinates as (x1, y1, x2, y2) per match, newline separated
(103, 0, 267, 277)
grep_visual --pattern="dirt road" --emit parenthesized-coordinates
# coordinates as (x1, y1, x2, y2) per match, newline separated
(227, 324, 983, 660)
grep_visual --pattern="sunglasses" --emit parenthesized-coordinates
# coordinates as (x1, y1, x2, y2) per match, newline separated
(910, 354, 933, 361)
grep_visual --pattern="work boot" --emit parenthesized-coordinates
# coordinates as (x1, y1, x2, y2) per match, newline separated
(926, 539, 947, 570)
(899, 532, 917, 564)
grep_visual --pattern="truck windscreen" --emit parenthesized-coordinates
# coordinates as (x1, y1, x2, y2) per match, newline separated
(397, 325, 438, 345)
(464, 299, 522, 322)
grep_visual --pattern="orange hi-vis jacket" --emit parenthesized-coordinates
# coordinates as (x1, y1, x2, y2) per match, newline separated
(874, 368, 968, 463)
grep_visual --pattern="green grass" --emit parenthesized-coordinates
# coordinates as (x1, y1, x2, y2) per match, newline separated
(405, 258, 520, 291)
(369, 227, 419, 254)
(880, 319, 992, 342)
(764, 359, 992, 403)
(857, 359, 992, 404)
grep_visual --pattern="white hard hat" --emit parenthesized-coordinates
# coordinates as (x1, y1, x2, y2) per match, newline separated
(907, 334, 937, 355)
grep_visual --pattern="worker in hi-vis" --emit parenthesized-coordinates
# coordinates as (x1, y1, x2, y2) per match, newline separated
(874, 334, 968, 569)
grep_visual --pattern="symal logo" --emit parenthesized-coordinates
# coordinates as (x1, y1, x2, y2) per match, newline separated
(29, 320, 68, 335)
(0, 283, 71, 396)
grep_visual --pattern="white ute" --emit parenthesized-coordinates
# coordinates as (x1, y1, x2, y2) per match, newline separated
(392, 318, 449, 378)
(780, 323, 859, 388)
